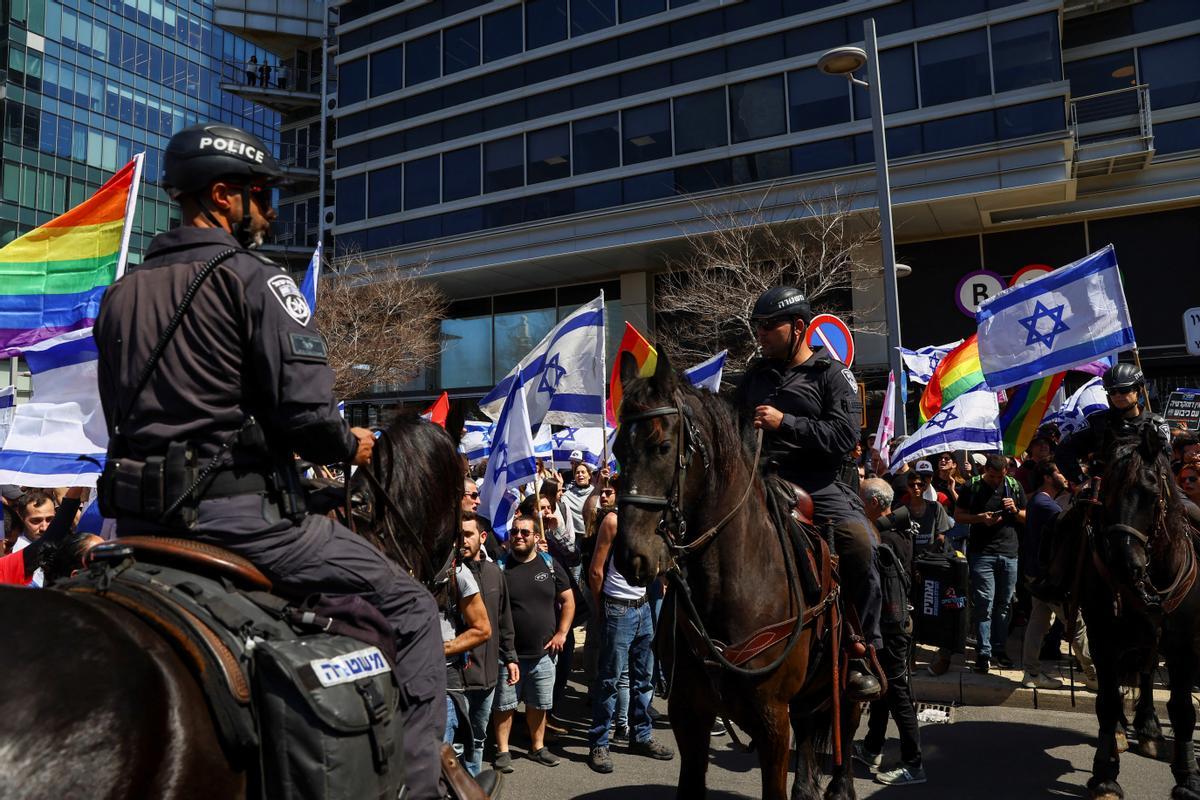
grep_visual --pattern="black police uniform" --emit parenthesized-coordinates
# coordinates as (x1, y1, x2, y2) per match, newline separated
(1056, 406, 1171, 485)
(735, 350, 883, 649)
(95, 226, 446, 800)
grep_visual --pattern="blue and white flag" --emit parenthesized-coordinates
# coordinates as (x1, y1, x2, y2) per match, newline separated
(0, 386, 14, 448)
(976, 246, 1135, 390)
(0, 329, 108, 487)
(533, 424, 553, 458)
(889, 384, 1001, 471)
(551, 425, 617, 472)
(1043, 377, 1108, 437)
(478, 382, 538, 540)
(479, 296, 606, 429)
(300, 241, 322, 314)
(459, 419, 494, 464)
(684, 350, 728, 393)
(899, 340, 963, 385)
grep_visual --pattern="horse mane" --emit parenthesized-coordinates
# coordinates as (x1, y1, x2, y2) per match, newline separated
(1104, 429, 1190, 551)
(355, 414, 462, 585)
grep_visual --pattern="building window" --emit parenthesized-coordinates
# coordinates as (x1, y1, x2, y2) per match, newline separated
(572, 0, 615, 36)
(368, 164, 403, 217)
(732, 147, 790, 184)
(673, 88, 728, 154)
(527, 124, 571, 183)
(370, 46, 403, 98)
(918, 28, 991, 106)
(494, 294, 557, 380)
(483, 6, 522, 63)
(526, 0, 568, 50)
(672, 48, 726, 84)
(791, 137, 854, 175)
(1155, 116, 1200, 156)
(922, 109, 995, 152)
(404, 155, 441, 210)
(854, 45, 918, 119)
(443, 145, 482, 201)
(1139, 35, 1200, 110)
(622, 102, 672, 164)
(337, 173, 367, 223)
(441, 301, 493, 388)
(1065, 50, 1138, 121)
(622, 169, 675, 202)
(340, 57, 368, 105)
(996, 97, 1064, 140)
(484, 135, 524, 192)
(575, 180, 622, 211)
(913, 0, 985, 27)
(991, 13, 1060, 94)
(787, 66, 850, 133)
(406, 32, 441, 86)
(444, 19, 481, 75)
(729, 75, 786, 144)
(572, 113, 620, 174)
(620, 0, 666, 24)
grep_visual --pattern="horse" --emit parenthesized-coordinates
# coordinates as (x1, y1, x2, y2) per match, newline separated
(612, 352, 858, 800)
(1061, 422, 1200, 800)
(0, 414, 463, 799)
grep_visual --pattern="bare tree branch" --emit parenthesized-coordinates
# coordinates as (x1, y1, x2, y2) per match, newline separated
(316, 253, 446, 398)
(656, 188, 882, 372)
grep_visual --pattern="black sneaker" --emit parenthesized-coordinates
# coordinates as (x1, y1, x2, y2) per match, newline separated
(493, 750, 514, 773)
(711, 719, 728, 738)
(994, 653, 1015, 669)
(630, 738, 675, 761)
(612, 722, 630, 741)
(529, 747, 560, 767)
(589, 746, 614, 774)
(974, 656, 991, 674)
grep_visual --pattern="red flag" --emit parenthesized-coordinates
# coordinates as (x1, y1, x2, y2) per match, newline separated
(421, 391, 449, 428)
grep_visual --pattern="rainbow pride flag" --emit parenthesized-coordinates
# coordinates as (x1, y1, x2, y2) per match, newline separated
(999, 372, 1066, 457)
(608, 322, 657, 425)
(918, 334, 984, 424)
(0, 158, 140, 357)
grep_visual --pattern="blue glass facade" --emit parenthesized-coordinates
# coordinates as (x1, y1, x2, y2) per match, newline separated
(1, 0, 280, 256)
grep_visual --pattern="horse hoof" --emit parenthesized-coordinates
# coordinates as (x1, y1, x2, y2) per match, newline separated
(1136, 737, 1164, 760)
(1115, 729, 1128, 754)
(1088, 779, 1124, 800)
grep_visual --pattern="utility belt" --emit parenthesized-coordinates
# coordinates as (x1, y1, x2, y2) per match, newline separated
(604, 593, 648, 608)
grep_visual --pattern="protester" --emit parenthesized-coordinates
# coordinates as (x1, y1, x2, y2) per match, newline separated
(1178, 464, 1200, 506)
(586, 495, 674, 774)
(857, 478, 926, 786)
(1015, 435, 1054, 494)
(903, 463, 954, 559)
(463, 477, 481, 516)
(459, 514, 517, 777)
(12, 489, 58, 588)
(491, 515, 574, 772)
(955, 454, 1026, 673)
(561, 463, 595, 537)
(1171, 432, 1199, 474)
(1020, 461, 1096, 690)
(441, 520, 492, 764)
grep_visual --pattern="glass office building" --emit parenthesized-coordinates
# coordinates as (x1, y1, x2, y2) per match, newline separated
(0, 0, 280, 258)
(331, 0, 1200, 406)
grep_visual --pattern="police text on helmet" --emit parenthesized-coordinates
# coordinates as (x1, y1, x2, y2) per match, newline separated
(198, 137, 266, 163)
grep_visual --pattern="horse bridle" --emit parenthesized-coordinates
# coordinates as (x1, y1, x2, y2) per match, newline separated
(617, 390, 762, 558)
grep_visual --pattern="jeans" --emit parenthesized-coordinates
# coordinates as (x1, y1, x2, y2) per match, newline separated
(865, 631, 921, 766)
(969, 553, 1019, 659)
(589, 599, 654, 749)
(463, 686, 496, 776)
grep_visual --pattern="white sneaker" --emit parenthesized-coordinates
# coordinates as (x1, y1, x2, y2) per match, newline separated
(852, 741, 882, 771)
(876, 762, 927, 786)
(1021, 671, 1063, 689)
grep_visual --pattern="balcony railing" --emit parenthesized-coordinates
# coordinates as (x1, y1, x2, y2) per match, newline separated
(218, 61, 328, 112)
(267, 219, 319, 250)
(1069, 84, 1155, 177)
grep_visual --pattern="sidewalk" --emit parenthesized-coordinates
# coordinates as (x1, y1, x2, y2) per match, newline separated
(908, 640, 1173, 717)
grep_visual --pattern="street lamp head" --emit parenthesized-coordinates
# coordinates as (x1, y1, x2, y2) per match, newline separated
(895, 262, 913, 278)
(818, 46, 868, 77)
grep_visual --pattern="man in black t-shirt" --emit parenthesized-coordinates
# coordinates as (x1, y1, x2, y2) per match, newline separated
(954, 453, 1026, 673)
(491, 516, 575, 773)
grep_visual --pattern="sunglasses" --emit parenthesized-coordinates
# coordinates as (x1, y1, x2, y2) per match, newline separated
(1107, 387, 1136, 395)
(510, 529, 536, 538)
(465, 491, 480, 499)
(1182, 476, 1199, 484)
(243, 184, 273, 209)
(753, 317, 792, 331)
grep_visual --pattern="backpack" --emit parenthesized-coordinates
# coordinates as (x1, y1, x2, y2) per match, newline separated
(877, 542, 912, 634)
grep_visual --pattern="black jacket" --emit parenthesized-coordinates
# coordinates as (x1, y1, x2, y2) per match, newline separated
(1056, 407, 1170, 484)
(463, 559, 517, 691)
(95, 227, 354, 467)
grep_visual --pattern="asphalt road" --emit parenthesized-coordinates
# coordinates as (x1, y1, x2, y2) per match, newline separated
(490, 681, 1180, 799)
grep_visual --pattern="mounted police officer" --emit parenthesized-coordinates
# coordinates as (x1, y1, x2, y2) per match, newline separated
(94, 123, 448, 799)
(1057, 363, 1171, 487)
(734, 286, 882, 700)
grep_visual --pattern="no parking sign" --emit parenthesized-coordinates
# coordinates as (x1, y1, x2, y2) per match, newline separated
(806, 313, 855, 367)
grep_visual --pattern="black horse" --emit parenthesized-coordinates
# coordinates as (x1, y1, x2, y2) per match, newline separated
(1063, 423, 1200, 800)
(613, 353, 858, 800)
(0, 415, 463, 799)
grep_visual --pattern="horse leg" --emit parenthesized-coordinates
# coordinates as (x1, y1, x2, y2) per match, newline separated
(1165, 648, 1200, 799)
(824, 698, 860, 800)
(1088, 655, 1126, 800)
(789, 702, 822, 800)
(668, 682, 715, 800)
(751, 700, 793, 800)
(1132, 669, 1165, 760)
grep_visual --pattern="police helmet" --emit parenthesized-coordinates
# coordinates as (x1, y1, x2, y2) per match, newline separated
(161, 123, 286, 198)
(750, 286, 812, 324)
(1102, 362, 1144, 393)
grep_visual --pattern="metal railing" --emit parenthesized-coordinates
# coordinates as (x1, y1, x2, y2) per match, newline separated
(269, 219, 319, 248)
(1069, 84, 1154, 176)
(1070, 83, 1152, 137)
(276, 143, 327, 171)
(220, 61, 321, 95)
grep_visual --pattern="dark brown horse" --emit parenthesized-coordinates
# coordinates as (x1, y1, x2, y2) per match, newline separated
(0, 414, 463, 799)
(1063, 424, 1200, 800)
(613, 353, 857, 800)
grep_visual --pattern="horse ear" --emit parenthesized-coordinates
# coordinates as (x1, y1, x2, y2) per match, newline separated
(652, 350, 675, 391)
(619, 351, 640, 385)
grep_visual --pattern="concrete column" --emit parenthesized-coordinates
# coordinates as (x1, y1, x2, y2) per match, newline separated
(619, 271, 655, 333)
(852, 246, 888, 370)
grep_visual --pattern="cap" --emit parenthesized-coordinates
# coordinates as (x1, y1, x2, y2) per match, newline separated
(914, 460, 934, 475)
(750, 286, 812, 324)
(569, 450, 584, 462)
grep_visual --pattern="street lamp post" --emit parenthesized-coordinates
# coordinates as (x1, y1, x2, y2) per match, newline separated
(819, 19, 907, 436)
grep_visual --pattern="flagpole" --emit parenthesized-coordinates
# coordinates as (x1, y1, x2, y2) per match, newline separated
(599, 289, 609, 486)
(115, 153, 145, 281)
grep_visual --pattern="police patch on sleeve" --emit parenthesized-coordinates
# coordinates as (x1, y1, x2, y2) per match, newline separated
(267, 274, 311, 326)
(290, 332, 328, 361)
(842, 369, 857, 390)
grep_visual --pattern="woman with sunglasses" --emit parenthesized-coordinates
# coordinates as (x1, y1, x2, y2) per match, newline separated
(1178, 465, 1200, 506)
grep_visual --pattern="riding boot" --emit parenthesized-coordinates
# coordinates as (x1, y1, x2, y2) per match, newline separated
(846, 662, 882, 701)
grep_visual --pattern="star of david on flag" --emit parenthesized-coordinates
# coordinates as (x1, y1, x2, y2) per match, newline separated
(889, 384, 1001, 471)
(976, 245, 1135, 390)
(926, 404, 958, 430)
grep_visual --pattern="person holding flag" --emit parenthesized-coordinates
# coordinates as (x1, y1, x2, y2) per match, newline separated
(734, 286, 882, 701)
(93, 123, 450, 800)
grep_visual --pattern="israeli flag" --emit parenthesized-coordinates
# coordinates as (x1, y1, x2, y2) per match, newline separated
(459, 419, 493, 465)
(551, 425, 617, 471)
(479, 296, 607, 429)
(889, 384, 1001, 471)
(300, 241, 322, 314)
(478, 382, 538, 540)
(1043, 377, 1108, 437)
(684, 350, 728, 393)
(533, 424, 553, 458)
(899, 340, 963, 385)
(977, 246, 1135, 390)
